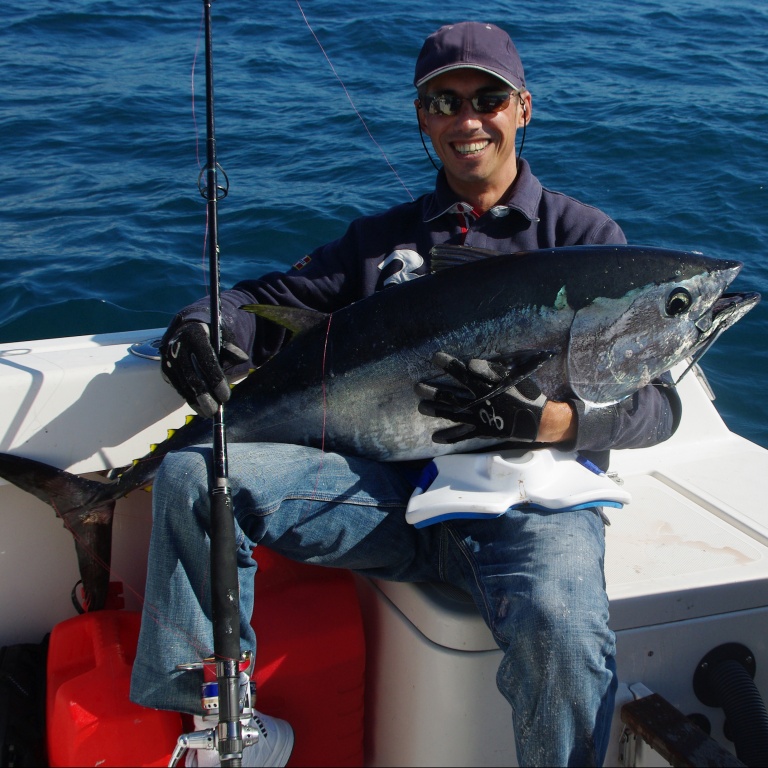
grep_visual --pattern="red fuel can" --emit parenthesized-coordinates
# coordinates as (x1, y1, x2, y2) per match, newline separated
(46, 548, 365, 767)
(46, 609, 181, 767)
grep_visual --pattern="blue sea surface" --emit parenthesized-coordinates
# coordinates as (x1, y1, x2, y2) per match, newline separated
(1, 0, 766, 447)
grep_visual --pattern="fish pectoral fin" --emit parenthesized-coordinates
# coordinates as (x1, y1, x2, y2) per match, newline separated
(239, 303, 330, 336)
(492, 349, 557, 377)
(458, 350, 556, 406)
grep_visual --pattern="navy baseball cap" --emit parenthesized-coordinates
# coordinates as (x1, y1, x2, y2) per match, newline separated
(414, 22, 526, 92)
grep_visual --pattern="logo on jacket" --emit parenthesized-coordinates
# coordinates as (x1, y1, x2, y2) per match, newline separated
(378, 249, 424, 287)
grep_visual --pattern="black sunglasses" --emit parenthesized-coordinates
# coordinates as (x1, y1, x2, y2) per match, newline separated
(421, 90, 513, 117)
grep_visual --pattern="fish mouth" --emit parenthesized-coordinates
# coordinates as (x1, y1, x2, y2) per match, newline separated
(685, 291, 761, 371)
(700, 291, 761, 335)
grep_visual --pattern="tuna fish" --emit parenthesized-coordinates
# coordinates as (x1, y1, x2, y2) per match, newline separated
(0, 244, 759, 609)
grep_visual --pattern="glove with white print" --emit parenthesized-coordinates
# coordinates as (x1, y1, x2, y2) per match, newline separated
(159, 321, 249, 418)
(416, 352, 548, 444)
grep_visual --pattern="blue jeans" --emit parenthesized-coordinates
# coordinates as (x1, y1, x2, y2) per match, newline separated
(130, 443, 616, 767)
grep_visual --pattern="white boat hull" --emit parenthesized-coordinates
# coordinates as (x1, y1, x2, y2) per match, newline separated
(1, 329, 766, 766)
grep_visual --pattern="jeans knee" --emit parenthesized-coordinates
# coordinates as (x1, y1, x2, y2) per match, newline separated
(153, 448, 213, 529)
(157, 448, 210, 488)
(495, 591, 615, 716)
(498, 584, 612, 665)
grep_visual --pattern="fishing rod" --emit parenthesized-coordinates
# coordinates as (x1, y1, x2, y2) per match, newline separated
(171, 2, 247, 766)
(201, 1, 247, 764)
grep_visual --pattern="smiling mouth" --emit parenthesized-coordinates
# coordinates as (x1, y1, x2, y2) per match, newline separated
(454, 139, 490, 155)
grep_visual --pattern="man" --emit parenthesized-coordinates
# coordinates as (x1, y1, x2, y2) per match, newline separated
(130, 22, 681, 767)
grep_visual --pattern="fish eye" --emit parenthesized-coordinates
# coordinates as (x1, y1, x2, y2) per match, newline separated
(665, 287, 692, 316)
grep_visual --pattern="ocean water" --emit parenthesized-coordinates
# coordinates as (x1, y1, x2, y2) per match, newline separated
(1, 0, 766, 447)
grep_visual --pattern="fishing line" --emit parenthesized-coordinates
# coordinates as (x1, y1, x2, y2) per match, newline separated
(299, 314, 333, 521)
(319, 314, 332, 456)
(294, 0, 415, 202)
(292, 1, 422, 514)
(191, 6, 204, 170)
(294, 0, 419, 513)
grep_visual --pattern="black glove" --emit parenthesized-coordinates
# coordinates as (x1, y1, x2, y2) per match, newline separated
(159, 321, 249, 418)
(416, 352, 549, 444)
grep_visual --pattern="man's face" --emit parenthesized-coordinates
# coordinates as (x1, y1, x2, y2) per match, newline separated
(417, 69, 529, 206)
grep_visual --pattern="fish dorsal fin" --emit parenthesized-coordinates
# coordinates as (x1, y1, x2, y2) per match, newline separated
(240, 304, 329, 335)
(430, 244, 501, 273)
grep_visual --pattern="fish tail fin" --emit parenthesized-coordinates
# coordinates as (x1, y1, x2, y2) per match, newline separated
(0, 453, 117, 611)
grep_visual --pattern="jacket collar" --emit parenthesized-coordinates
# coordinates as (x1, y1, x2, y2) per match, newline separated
(422, 158, 542, 223)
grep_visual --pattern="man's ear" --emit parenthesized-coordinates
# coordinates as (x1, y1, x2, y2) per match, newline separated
(415, 99, 430, 135)
(518, 91, 532, 128)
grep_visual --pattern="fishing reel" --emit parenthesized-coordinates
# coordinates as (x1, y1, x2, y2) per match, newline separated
(168, 651, 258, 767)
